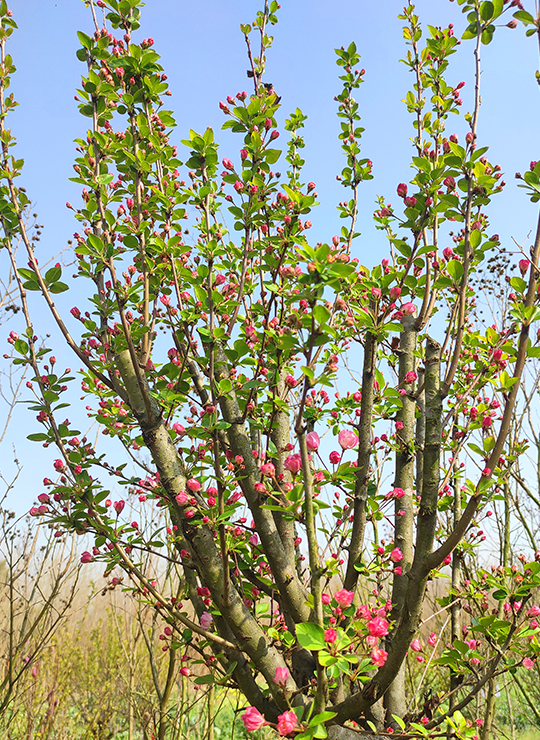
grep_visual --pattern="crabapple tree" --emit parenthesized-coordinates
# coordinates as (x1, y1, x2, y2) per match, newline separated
(3, 0, 540, 738)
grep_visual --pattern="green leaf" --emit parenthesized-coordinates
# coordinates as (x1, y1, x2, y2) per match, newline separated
(309, 712, 337, 727)
(49, 282, 69, 294)
(513, 10, 535, 24)
(313, 304, 331, 326)
(480, 2, 494, 21)
(470, 229, 482, 249)
(27, 433, 48, 442)
(296, 622, 326, 651)
(392, 715, 406, 731)
(446, 260, 463, 282)
(96, 172, 114, 186)
(77, 31, 93, 49)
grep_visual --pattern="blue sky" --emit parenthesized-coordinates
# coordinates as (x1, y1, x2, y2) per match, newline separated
(2, 0, 540, 514)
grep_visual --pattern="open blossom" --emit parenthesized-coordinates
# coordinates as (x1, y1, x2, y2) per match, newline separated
(405, 370, 417, 384)
(368, 617, 389, 638)
(284, 453, 302, 475)
(370, 647, 388, 667)
(306, 431, 320, 451)
(523, 657, 534, 669)
(277, 710, 298, 736)
(200, 611, 213, 630)
(325, 628, 338, 643)
(241, 706, 266, 732)
(334, 589, 354, 608)
(273, 666, 290, 688)
(338, 429, 358, 450)
(390, 547, 403, 563)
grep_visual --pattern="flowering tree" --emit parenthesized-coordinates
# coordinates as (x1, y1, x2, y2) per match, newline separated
(3, 0, 540, 737)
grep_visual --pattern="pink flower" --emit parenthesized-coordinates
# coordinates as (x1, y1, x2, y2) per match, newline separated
(338, 429, 358, 450)
(527, 606, 540, 617)
(519, 259, 530, 275)
(284, 453, 302, 475)
(523, 657, 534, 669)
(53, 459, 64, 472)
(370, 647, 388, 667)
(367, 617, 389, 638)
(405, 371, 417, 383)
(443, 176, 456, 189)
(324, 628, 338, 643)
(390, 286, 401, 300)
(428, 632, 437, 647)
(172, 422, 185, 435)
(390, 547, 403, 563)
(277, 710, 298, 736)
(306, 431, 320, 451)
(371, 287, 382, 300)
(397, 183, 408, 198)
(273, 666, 290, 688)
(482, 467, 491, 477)
(404, 196, 417, 208)
(80, 551, 94, 564)
(334, 589, 354, 608)
(395, 421, 404, 431)
(180, 666, 191, 677)
(410, 638, 422, 652)
(113, 500, 125, 515)
(175, 491, 189, 505)
(329, 450, 341, 464)
(200, 611, 213, 630)
(187, 478, 201, 492)
(394, 566, 403, 576)
(322, 594, 331, 605)
(260, 462, 275, 477)
(241, 706, 267, 732)
(222, 158, 234, 170)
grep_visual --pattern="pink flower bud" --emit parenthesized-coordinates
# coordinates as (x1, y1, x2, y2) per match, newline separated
(113, 500, 125, 515)
(306, 431, 320, 451)
(338, 429, 358, 450)
(397, 183, 408, 198)
(324, 628, 337, 643)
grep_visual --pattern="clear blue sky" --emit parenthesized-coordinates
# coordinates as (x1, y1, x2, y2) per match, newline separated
(2, 0, 539, 514)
